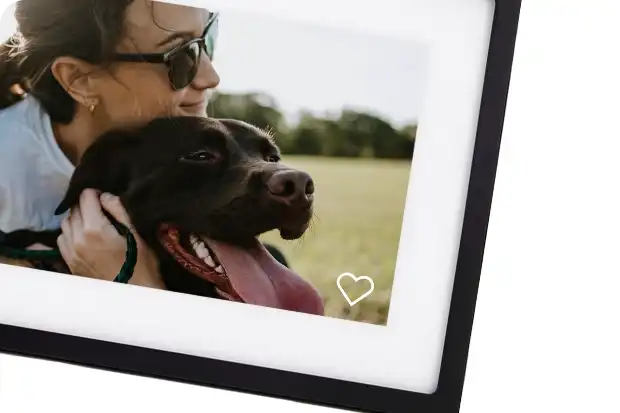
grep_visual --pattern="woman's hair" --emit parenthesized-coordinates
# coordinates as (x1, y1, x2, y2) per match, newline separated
(0, 0, 135, 123)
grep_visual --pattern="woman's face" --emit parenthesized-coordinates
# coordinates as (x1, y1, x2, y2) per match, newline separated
(95, 1, 220, 127)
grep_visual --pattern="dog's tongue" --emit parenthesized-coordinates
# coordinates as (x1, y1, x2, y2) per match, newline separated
(205, 239, 324, 315)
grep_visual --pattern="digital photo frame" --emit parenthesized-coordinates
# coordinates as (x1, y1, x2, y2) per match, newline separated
(0, 0, 521, 412)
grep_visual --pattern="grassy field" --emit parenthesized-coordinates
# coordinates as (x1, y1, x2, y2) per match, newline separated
(259, 156, 412, 326)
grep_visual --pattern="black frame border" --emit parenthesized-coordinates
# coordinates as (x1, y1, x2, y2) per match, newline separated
(0, 1, 521, 412)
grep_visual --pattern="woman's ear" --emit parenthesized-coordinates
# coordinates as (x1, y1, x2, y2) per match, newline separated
(50, 56, 102, 109)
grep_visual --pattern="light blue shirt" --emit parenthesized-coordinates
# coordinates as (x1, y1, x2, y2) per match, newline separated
(0, 94, 75, 232)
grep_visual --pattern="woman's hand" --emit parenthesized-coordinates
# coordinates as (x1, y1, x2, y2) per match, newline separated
(57, 189, 166, 290)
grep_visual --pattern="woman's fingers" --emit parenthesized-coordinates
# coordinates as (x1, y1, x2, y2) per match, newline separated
(61, 213, 74, 244)
(99, 192, 134, 231)
(78, 189, 107, 235)
(56, 232, 74, 269)
(59, 210, 77, 271)
(68, 204, 82, 238)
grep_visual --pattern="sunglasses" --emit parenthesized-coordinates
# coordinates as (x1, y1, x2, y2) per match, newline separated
(113, 12, 219, 90)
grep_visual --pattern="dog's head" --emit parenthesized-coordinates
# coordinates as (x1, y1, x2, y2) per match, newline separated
(55, 117, 319, 308)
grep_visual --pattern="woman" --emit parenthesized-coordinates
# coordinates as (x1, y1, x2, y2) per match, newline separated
(0, 0, 221, 288)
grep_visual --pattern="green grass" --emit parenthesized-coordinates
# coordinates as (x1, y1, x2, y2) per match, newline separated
(259, 156, 412, 326)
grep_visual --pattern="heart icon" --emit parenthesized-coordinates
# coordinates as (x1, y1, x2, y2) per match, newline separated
(336, 272, 375, 307)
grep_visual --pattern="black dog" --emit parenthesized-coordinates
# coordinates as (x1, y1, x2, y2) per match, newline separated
(4, 117, 324, 315)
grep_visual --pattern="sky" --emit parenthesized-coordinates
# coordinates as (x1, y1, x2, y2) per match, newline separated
(0, 2, 428, 127)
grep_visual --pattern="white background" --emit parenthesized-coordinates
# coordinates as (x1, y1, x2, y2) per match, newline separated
(1, 0, 619, 412)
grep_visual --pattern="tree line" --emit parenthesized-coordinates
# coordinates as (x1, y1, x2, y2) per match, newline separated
(208, 91, 417, 159)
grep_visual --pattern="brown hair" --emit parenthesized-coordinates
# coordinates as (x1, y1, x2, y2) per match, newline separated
(0, 0, 134, 123)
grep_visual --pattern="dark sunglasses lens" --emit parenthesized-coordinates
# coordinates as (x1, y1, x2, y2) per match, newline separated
(169, 42, 201, 89)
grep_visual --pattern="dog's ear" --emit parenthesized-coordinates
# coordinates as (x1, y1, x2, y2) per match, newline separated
(55, 135, 135, 215)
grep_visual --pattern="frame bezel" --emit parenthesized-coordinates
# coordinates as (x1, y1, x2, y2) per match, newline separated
(0, 1, 521, 412)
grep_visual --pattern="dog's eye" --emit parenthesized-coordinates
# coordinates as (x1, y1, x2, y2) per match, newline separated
(181, 149, 218, 163)
(265, 155, 280, 163)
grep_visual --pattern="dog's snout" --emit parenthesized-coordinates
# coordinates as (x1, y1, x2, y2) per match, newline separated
(267, 170, 314, 204)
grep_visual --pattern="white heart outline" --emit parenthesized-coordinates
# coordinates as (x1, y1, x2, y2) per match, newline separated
(336, 272, 375, 307)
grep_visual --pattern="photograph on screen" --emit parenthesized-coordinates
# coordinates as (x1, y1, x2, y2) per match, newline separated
(0, 0, 427, 327)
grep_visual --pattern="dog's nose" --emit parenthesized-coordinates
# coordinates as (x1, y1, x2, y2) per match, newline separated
(267, 170, 314, 205)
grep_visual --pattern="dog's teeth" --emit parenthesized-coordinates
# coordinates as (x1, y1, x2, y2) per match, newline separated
(215, 265, 224, 274)
(190, 234, 199, 245)
(202, 246, 212, 259)
(195, 243, 208, 259)
(205, 256, 216, 268)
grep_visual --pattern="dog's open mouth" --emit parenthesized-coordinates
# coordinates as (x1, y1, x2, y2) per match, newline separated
(158, 225, 228, 282)
(157, 223, 304, 307)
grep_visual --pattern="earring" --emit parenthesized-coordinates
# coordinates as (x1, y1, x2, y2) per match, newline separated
(85, 99, 98, 114)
